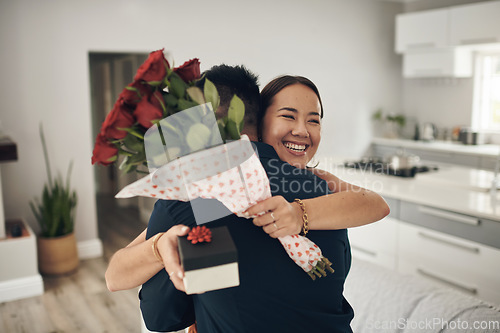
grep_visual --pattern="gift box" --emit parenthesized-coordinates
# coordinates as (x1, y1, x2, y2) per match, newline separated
(178, 226, 239, 294)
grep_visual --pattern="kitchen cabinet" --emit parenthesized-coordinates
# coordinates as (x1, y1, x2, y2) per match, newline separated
(399, 201, 500, 304)
(450, 1, 500, 47)
(399, 201, 500, 251)
(349, 196, 500, 304)
(395, 1, 500, 78)
(395, 8, 449, 53)
(398, 221, 500, 305)
(348, 198, 399, 270)
(480, 155, 500, 171)
(403, 48, 472, 78)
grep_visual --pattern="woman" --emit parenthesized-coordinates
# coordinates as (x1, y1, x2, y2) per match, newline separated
(246, 75, 387, 238)
(106, 75, 389, 332)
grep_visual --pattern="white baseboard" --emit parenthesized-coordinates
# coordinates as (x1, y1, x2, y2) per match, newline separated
(77, 238, 103, 259)
(0, 275, 44, 303)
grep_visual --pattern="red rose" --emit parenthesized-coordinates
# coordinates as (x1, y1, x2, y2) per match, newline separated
(92, 133, 118, 166)
(173, 58, 201, 82)
(120, 81, 152, 106)
(134, 91, 164, 128)
(101, 98, 135, 139)
(134, 49, 169, 83)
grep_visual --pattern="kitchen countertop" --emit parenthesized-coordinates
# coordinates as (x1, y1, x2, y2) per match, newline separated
(318, 157, 500, 222)
(372, 137, 500, 158)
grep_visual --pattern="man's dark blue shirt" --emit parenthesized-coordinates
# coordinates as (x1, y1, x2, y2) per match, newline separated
(140, 142, 354, 333)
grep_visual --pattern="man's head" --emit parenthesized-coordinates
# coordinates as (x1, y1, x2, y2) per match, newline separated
(196, 64, 260, 141)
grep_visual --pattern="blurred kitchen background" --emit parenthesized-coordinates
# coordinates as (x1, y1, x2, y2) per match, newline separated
(1, 0, 500, 331)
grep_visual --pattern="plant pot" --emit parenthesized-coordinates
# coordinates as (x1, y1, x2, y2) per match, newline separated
(37, 232, 79, 276)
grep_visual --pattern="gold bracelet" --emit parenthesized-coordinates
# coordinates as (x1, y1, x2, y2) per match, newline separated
(294, 199, 309, 236)
(152, 232, 165, 265)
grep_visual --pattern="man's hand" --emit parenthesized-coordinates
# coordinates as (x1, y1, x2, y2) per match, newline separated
(156, 225, 190, 292)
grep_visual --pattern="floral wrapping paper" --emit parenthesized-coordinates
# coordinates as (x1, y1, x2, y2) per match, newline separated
(116, 136, 333, 278)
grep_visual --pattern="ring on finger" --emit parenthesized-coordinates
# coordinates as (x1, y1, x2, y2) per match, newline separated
(273, 222, 278, 230)
(270, 212, 276, 221)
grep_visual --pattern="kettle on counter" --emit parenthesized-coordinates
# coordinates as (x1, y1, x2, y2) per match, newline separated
(420, 123, 437, 141)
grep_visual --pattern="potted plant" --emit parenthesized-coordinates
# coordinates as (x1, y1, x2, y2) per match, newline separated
(30, 125, 78, 275)
(372, 109, 406, 139)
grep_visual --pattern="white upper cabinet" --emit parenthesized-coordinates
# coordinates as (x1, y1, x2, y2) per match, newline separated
(450, 1, 500, 46)
(396, 8, 449, 53)
(395, 1, 500, 77)
(403, 48, 472, 78)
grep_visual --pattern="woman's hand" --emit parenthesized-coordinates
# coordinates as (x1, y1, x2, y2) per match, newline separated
(245, 196, 302, 238)
(156, 225, 190, 292)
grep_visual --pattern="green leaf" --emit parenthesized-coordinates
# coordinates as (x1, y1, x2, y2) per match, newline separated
(118, 127, 144, 140)
(203, 79, 220, 112)
(170, 74, 187, 99)
(123, 134, 143, 153)
(123, 162, 137, 174)
(186, 87, 205, 105)
(177, 99, 198, 111)
(127, 150, 146, 164)
(372, 109, 383, 121)
(153, 90, 167, 115)
(226, 119, 241, 140)
(228, 95, 245, 129)
(146, 80, 163, 87)
(164, 93, 178, 108)
(217, 118, 227, 142)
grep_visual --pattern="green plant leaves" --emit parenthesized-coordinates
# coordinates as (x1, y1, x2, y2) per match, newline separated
(169, 74, 187, 99)
(228, 95, 244, 125)
(30, 125, 77, 238)
(187, 87, 206, 105)
(203, 79, 220, 112)
(226, 95, 244, 140)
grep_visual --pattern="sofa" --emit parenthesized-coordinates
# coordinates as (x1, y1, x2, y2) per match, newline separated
(344, 258, 500, 332)
(145, 258, 500, 333)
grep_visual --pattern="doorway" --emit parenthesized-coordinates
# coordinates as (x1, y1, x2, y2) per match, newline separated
(89, 52, 156, 226)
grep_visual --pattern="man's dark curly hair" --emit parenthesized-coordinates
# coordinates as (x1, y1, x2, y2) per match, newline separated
(196, 64, 260, 129)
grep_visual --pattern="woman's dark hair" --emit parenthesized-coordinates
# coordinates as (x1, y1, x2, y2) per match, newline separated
(258, 75, 324, 140)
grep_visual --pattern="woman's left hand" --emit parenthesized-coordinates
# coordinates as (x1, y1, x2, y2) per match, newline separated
(244, 196, 303, 238)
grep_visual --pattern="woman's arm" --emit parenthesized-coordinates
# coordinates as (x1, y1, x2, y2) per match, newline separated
(246, 169, 390, 238)
(105, 225, 190, 292)
(306, 167, 390, 227)
(105, 228, 164, 292)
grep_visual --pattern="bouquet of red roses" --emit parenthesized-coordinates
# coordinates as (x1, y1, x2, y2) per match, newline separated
(93, 49, 334, 282)
(91, 49, 244, 173)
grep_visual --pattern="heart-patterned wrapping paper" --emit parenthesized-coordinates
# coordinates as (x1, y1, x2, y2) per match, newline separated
(116, 135, 271, 216)
(115, 135, 334, 278)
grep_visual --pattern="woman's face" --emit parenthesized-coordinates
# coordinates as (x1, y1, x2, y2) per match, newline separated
(261, 84, 322, 169)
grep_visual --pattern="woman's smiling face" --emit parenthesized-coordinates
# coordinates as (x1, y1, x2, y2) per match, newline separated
(261, 83, 322, 169)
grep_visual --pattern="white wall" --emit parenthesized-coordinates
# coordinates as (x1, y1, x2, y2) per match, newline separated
(0, 0, 402, 247)
(402, 78, 474, 129)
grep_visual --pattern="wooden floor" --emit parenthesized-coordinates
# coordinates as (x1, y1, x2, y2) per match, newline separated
(0, 195, 146, 333)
